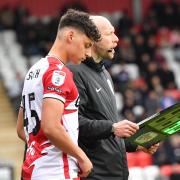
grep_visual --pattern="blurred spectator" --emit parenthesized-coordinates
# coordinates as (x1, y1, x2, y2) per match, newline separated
(150, 0, 165, 26)
(137, 53, 151, 74)
(133, 34, 146, 59)
(160, 95, 176, 109)
(156, 27, 171, 47)
(145, 91, 160, 116)
(171, 134, 180, 163)
(153, 48, 166, 66)
(0, 7, 15, 30)
(154, 140, 176, 166)
(118, 11, 133, 37)
(153, 134, 180, 166)
(146, 35, 157, 57)
(119, 37, 136, 63)
(159, 62, 177, 89)
(169, 29, 180, 46)
(132, 78, 149, 106)
(145, 61, 162, 91)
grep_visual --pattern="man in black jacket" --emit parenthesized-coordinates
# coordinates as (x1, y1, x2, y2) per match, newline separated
(68, 16, 159, 180)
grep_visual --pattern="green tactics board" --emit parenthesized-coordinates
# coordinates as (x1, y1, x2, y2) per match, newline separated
(127, 103, 180, 148)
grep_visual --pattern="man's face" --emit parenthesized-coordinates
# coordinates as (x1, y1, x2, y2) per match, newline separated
(94, 22, 118, 60)
(68, 30, 93, 64)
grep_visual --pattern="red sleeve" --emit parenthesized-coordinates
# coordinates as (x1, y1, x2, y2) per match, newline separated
(42, 66, 72, 103)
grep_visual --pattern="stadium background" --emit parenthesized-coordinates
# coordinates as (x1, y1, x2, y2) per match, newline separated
(0, 0, 179, 179)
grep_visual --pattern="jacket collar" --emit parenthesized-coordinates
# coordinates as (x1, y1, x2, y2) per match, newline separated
(83, 57, 104, 72)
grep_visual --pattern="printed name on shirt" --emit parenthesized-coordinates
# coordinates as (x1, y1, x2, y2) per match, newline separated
(52, 70, 66, 86)
(47, 86, 62, 93)
(26, 69, 40, 80)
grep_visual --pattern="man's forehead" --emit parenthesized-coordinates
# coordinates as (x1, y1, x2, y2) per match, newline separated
(103, 24, 114, 31)
(90, 15, 109, 23)
(99, 24, 114, 35)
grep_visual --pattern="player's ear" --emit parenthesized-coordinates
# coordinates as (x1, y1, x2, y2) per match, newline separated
(67, 30, 74, 43)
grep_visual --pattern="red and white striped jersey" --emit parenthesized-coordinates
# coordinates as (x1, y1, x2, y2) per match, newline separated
(21, 56, 80, 180)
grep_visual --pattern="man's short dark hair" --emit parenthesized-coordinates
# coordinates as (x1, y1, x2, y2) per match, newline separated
(58, 9, 101, 42)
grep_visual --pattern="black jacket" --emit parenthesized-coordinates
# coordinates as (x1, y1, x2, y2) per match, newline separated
(68, 59, 137, 180)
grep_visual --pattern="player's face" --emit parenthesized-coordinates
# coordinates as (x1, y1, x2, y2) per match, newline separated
(68, 31, 93, 64)
(94, 23, 118, 60)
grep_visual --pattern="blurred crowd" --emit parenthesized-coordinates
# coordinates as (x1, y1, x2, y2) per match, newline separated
(0, 0, 179, 179)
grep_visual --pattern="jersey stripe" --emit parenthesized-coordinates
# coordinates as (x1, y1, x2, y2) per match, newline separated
(63, 152, 70, 179)
(61, 116, 70, 179)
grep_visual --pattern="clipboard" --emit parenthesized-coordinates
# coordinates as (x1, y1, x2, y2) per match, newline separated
(127, 103, 180, 148)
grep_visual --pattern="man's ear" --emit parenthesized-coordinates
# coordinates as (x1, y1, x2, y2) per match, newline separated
(67, 30, 74, 43)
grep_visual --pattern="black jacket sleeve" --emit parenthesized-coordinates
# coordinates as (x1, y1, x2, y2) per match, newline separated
(68, 65, 113, 140)
(78, 114, 113, 140)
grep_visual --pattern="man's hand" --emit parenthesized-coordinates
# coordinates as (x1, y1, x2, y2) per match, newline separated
(137, 143, 160, 154)
(78, 154, 93, 178)
(112, 120, 139, 138)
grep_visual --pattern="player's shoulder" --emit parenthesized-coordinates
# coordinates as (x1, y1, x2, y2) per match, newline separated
(46, 56, 69, 72)
(25, 57, 46, 75)
(45, 56, 74, 82)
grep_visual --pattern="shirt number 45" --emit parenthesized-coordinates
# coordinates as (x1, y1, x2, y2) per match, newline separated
(22, 92, 40, 136)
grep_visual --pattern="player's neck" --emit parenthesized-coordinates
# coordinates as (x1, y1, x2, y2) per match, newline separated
(48, 36, 69, 64)
(48, 44, 67, 64)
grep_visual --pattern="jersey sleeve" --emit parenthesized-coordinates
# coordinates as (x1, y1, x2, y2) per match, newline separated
(42, 67, 72, 103)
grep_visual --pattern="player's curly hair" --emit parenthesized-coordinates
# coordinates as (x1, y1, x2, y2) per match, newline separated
(58, 9, 101, 42)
